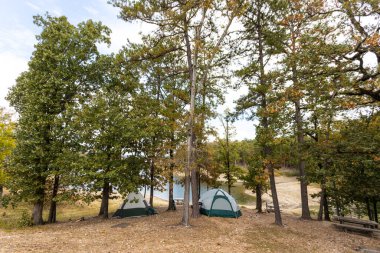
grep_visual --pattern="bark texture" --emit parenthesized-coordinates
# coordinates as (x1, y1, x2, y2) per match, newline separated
(167, 148, 176, 211)
(149, 159, 154, 207)
(99, 178, 110, 219)
(32, 199, 44, 225)
(48, 175, 59, 223)
(256, 184, 263, 213)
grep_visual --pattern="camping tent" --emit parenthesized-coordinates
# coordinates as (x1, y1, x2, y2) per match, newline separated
(113, 192, 156, 218)
(199, 189, 242, 218)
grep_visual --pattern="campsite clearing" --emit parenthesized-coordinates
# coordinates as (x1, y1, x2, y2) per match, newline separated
(0, 206, 379, 253)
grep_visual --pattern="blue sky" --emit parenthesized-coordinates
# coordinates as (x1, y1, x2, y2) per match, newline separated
(0, 0, 255, 140)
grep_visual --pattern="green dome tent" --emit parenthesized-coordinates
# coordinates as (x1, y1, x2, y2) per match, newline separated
(113, 192, 156, 218)
(199, 189, 242, 218)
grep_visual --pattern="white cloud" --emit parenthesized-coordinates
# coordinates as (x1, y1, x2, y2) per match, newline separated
(0, 26, 36, 57)
(0, 23, 35, 110)
(208, 116, 256, 141)
(92, 0, 156, 54)
(84, 6, 99, 16)
(208, 86, 255, 141)
(0, 0, 256, 140)
(363, 52, 378, 72)
(26, 1, 41, 11)
(51, 8, 62, 16)
(0, 52, 28, 109)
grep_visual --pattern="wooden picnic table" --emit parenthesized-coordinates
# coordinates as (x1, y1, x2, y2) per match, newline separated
(333, 216, 378, 229)
(174, 198, 184, 205)
(332, 216, 379, 236)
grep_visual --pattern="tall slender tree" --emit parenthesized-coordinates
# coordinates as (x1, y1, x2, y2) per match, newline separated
(236, 0, 286, 225)
(111, 0, 245, 225)
(125, 37, 189, 209)
(216, 113, 242, 194)
(278, 0, 329, 220)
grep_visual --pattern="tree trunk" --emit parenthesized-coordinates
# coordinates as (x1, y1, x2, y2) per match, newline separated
(0, 185, 3, 197)
(198, 171, 201, 199)
(32, 199, 44, 225)
(256, 1, 280, 223)
(288, 9, 311, 219)
(318, 188, 324, 221)
(182, 129, 192, 225)
(227, 173, 231, 194)
(295, 100, 311, 220)
(318, 178, 329, 221)
(182, 17, 197, 226)
(373, 199, 378, 223)
(331, 181, 341, 216)
(335, 199, 341, 216)
(366, 197, 373, 220)
(191, 128, 200, 217)
(149, 159, 154, 207)
(32, 177, 45, 225)
(191, 166, 200, 217)
(226, 118, 231, 195)
(322, 118, 331, 222)
(98, 178, 110, 219)
(268, 163, 282, 226)
(256, 184, 263, 213)
(48, 175, 59, 223)
(168, 148, 176, 211)
(323, 189, 330, 221)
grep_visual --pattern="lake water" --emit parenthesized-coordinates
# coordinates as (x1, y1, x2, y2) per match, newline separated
(143, 179, 210, 202)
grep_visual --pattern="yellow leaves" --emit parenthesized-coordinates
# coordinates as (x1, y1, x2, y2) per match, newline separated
(285, 87, 304, 100)
(340, 100, 356, 109)
(255, 173, 268, 184)
(262, 159, 273, 166)
(290, 0, 303, 10)
(365, 33, 380, 47)
(227, 0, 240, 11)
(266, 97, 286, 115)
(0, 109, 15, 166)
(353, 34, 362, 43)
(279, 14, 305, 27)
(279, 18, 289, 27)
(266, 105, 278, 114)
(202, 0, 212, 9)
(306, 0, 324, 14)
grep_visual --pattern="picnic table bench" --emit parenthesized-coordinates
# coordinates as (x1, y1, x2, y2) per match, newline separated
(266, 202, 275, 213)
(332, 216, 379, 236)
(174, 198, 184, 205)
(265, 202, 282, 213)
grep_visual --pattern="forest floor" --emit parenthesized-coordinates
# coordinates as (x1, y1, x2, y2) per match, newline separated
(1, 173, 379, 252)
(0, 206, 379, 253)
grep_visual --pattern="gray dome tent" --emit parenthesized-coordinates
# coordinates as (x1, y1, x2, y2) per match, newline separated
(199, 189, 242, 218)
(113, 192, 156, 218)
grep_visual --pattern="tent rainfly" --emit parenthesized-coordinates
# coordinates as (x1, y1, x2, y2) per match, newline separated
(113, 192, 156, 218)
(199, 189, 242, 218)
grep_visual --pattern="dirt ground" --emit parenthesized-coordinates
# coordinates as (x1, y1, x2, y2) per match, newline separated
(1, 175, 379, 252)
(244, 175, 321, 215)
(0, 206, 379, 253)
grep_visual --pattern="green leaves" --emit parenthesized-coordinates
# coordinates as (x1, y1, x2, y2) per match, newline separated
(6, 14, 111, 206)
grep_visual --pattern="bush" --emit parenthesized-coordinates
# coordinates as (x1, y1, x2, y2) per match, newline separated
(18, 210, 33, 227)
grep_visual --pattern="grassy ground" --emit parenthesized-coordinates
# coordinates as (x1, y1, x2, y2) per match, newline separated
(1, 180, 379, 252)
(1, 206, 379, 253)
(0, 199, 120, 230)
(0, 203, 31, 229)
(0, 184, 255, 230)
